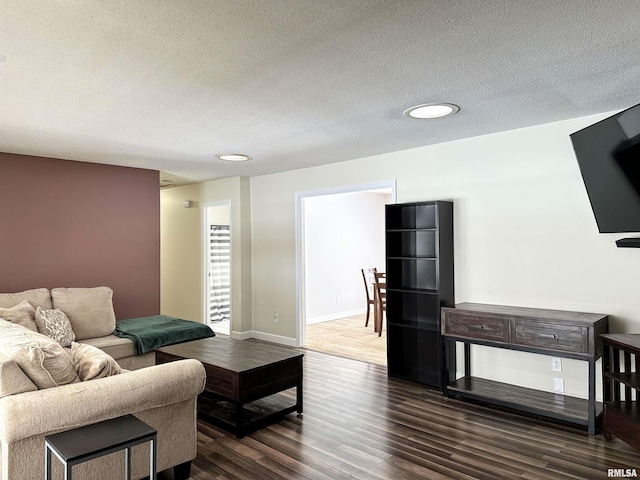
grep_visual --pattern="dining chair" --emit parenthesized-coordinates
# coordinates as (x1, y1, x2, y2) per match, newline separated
(361, 268, 377, 327)
(373, 272, 386, 337)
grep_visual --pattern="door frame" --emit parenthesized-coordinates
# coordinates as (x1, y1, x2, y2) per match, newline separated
(201, 200, 232, 333)
(294, 180, 396, 348)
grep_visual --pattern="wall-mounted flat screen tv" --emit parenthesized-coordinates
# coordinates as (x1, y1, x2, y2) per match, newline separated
(570, 102, 640, 233)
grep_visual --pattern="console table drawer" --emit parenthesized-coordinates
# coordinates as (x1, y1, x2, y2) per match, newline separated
(514, 321, 587, 353)
(443, 314, 508, 342)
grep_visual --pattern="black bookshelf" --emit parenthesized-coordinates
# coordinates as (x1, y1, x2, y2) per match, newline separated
(385, 201, 455, 391)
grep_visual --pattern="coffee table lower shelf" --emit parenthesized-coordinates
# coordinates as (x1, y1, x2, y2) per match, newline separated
(198, 389, 300, 437)
(448, 376, 603, 429)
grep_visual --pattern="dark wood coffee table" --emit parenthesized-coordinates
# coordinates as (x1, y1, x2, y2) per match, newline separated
(156, 337, 303, 438)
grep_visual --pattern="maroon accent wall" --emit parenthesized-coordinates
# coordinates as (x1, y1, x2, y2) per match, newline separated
(0, 153, 160, 320)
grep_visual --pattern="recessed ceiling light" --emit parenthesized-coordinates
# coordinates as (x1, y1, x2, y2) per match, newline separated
(404, 103, 460, 119)
(216, 153, 252, 162)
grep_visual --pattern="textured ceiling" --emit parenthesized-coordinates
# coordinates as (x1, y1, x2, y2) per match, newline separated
(1, 1, 640, 185)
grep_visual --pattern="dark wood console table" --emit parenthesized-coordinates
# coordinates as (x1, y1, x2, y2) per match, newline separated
(441, 303, 608, 434)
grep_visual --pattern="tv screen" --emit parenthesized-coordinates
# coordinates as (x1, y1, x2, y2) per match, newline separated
(570, 102, 640, 233)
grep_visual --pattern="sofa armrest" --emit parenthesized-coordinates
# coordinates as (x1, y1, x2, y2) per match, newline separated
(0, 359, 205, 443)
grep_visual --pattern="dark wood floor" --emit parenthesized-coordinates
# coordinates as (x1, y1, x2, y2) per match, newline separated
(185, 349, 640, 480)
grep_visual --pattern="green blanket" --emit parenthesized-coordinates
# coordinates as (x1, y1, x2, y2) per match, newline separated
(114, 315, 215, 355)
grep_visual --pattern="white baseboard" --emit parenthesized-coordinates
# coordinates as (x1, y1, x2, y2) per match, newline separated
(251, 330, 298, 347)
(230, 330, 252, 340)
(306, 308, 367, 325)
(230, 329, 298, 347)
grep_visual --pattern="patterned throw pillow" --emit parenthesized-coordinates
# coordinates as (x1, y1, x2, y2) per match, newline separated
(34, 307, 76, 347)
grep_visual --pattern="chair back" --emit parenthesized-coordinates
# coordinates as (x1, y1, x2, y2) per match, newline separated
(374, 272, 387, 311)
(361, 268, 377, 303)
(373, 272, 387, 336)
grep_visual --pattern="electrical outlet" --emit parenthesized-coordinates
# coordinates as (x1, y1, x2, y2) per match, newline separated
(553, 377, 564, 393)
(335, 296, 340, 305)
(551, 357, 562, 372)
(273, 311, 279, 323)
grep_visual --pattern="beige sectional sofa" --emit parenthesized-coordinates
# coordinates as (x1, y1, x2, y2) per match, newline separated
(0, 287, 206, 480)
(0, 287, 155, 370)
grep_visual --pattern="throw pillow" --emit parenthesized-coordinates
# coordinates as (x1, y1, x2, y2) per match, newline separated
(0, 287, 52, 310)
(0, 300, 38, 332)
(68, 342, 121, 381)
(34, 307, 76, 347)
(0, 348, 38, 398)
(51, 287, 116, 340)
(0, 321, 80, 389)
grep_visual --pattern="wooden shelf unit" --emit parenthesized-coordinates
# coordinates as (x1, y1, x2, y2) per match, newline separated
(602, 334, 640, 450)
(441, 303, 608, 434)
(385, 201, 454, 391)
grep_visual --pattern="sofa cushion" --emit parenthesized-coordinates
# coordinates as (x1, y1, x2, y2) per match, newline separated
(0, 320, 80, 389)
(34, 307, 76, 347)
(0, 288, 52, 310)
(0, 300, 38, 332)
(116, 352, 156, 370)
(51, 287, 116, 341)
(0, 351, 38, 398)
(68, 342, 121, 381)
(79, 335, 135, 360)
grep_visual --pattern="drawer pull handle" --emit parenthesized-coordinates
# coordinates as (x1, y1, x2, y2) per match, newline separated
(537, 333, 557, 339)
(467, 325, 485, 330)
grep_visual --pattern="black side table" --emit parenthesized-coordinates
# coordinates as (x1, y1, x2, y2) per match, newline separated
(45, 414, 157, 480)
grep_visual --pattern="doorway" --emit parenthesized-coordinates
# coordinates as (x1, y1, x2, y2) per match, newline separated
(295, 181, 395, 364)
(203, 202, 231, 336)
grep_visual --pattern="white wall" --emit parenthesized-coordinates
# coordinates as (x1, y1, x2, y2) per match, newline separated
(160, 176, 252, 336)
(304, 191, 387, 323)
(250, 112, 640, 399)
(160, 183, 201, 322)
